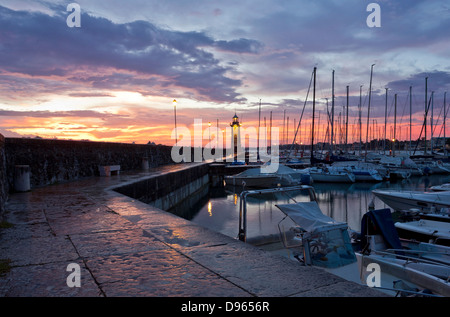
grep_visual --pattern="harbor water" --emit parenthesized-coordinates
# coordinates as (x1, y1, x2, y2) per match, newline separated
(169, 173, 450, 246)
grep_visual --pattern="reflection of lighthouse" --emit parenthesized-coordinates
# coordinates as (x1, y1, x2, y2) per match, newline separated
(230, 113, 241, 162)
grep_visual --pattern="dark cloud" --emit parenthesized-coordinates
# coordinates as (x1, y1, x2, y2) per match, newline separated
(387, 71, 450, 93)
(0, 4, 263, 103)
(0, 109, 127, 118)
(251, 1, 450, 55)
(68, 92, 114, 98)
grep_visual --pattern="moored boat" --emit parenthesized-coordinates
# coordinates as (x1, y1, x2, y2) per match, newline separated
(372, 189, 450, 212)
(305, 166, 356, 183)
(332, 161, 384, 182)
(224, 164, 309, 188)
(430, 183, 450, 191)
(394, 219, 450, 246)
(224, 173, 279, 188)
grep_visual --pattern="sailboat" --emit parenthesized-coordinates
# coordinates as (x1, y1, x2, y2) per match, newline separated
(303, 165, 356, 183)
(378, 155, 421, 178)
(224, 168, 280, 188)
(332, 161, 384, 182)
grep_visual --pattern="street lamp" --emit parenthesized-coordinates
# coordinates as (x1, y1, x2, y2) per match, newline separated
(208, 122, 211, 151)
(173, 99, 177, 144)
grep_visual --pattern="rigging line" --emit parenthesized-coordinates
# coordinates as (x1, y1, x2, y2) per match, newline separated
(434, 97, 448, 139)
(413, 94, 433, 155)
(387, 95, 395, 118)
(398, 92, 409, 125)
(290, 69, 314, 152)
(431, 93, 448, 136)
(432, 102, 444, 137)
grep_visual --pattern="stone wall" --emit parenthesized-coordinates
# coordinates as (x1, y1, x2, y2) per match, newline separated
(4, 138, 173, 191)
(114, 163, 210, 211)
(0, 134, 6, 219)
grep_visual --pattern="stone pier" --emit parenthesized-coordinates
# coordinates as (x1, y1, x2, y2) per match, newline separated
(0, 162, 385, 298)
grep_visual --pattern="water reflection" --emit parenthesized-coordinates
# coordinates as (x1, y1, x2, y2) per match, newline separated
(174, 174, 450, 243)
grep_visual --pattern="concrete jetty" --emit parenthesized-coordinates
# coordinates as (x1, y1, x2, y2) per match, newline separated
(0, 163, 384, 297)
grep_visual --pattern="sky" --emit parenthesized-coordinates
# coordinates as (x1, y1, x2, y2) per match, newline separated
(0, 0, 450, 146)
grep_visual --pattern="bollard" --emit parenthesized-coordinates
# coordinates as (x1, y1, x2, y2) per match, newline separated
(14, 165, 31, 192)
(142, 157, 149, 170)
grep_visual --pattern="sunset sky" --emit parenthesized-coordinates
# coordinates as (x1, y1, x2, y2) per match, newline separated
(1, 0, 449, 146)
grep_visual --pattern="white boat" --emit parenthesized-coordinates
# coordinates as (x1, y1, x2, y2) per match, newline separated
(224, 164, 308, 188)
(356, 251, 450, 296)
(304, 166, 355, 183)
(427, 161, 450, 174)
(372, 189, 450, 212)
(379, 155, 422, 178)
(395, 219, 450, 246)
(273, 164, 313, 186)
(430, 183, 450, 191)
(399, 239, 450, 266)
(411, 156, 450, 175)
(332, 162, 384, 182)
(224, 168, 280, 188)
(224, 173, 279, 188)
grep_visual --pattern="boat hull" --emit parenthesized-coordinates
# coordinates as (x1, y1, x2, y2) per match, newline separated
(356, 253, 450, 297)
(372, 189, 450, 212)
(352, 171, 383, 182)
(309, 170, 355, 183)
(395, 220, 450, 246)
(430, 184, 450, 191)
(224, 175, 279, 188)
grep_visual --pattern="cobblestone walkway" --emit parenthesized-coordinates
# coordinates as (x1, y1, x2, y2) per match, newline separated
(0, 163, 384, 297)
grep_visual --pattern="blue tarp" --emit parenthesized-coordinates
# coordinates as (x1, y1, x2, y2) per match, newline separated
(360, 208, 403, 252)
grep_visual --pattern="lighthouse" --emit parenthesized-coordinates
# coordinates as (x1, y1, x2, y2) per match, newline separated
(230, 113, 241, 162)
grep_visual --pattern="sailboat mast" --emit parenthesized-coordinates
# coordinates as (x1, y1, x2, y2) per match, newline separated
(269, 111, 272, 154)
(359, 85, 363, 155)
(258, 99, 261, 160)
(365, 64, 375, 161)
(384, 88, 388, 154)
(331, 70, 335, 154)
(431, 91, 434, 153)
(445, 92, 448, 157)
(283, 109, 286, 147)
(394, 94, 397, 156)
(424, 77, 428, 154)
(345, 85, 349, 154)
(311, 67, 317, 165)
(409, 86, 412, 155)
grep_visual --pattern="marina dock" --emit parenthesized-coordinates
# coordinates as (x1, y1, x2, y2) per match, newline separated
(0, 163, 384, 297)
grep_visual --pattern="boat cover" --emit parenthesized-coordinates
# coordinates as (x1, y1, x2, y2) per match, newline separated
(276, 201, 356, 268)
(360, 208, 403, 251)
(233, 164, 301, 177)
(275, 201, 345, 232)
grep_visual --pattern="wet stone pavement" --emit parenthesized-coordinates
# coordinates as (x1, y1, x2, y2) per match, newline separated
(0, 163, 384, 297)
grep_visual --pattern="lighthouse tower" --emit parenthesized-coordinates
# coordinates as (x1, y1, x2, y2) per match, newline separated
(230, 113, 241, 162)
